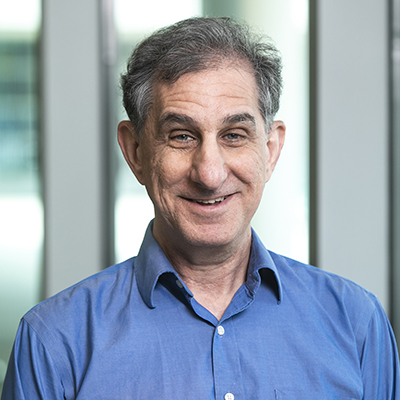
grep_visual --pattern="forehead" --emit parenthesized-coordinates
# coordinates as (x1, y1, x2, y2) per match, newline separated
(151, 64, 261, 123)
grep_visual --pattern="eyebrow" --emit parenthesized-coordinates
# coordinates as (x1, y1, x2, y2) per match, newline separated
(159, 112, 256, 128)
(222, 113, 256, 127)
(159, 113, 196, 128)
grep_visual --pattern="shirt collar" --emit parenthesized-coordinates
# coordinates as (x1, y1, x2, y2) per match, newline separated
(134, 221, 181, 308)
(246, 229, 282, 303)
(134, 221, 282, 308)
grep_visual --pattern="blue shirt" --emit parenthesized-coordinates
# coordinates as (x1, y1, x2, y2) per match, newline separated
(2, 223, 399, 399)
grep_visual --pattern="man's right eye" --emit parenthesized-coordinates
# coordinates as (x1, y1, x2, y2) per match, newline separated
(169, 132, 196, 148)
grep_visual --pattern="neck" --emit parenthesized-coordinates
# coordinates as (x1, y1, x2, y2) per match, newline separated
(154, 227, 252, 320)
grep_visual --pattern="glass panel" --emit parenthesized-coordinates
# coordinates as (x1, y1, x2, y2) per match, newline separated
(113, 0, 309, 264)
(0, 0, 42, 390)
(391, 0, 400, 339)
(113, 0, 202, 261)
(218, 0, 310, 262)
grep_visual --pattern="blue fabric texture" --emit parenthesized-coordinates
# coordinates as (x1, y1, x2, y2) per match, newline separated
(2, 222, 399, 399)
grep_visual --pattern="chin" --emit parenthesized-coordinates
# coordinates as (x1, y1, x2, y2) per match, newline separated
(180, 223, 246, 248)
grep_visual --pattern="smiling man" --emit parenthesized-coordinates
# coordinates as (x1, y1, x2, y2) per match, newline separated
(2, 17, 399, 400)
(118, 63, 284, 320)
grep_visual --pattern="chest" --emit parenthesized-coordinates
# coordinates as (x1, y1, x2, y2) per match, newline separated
(66, 287, 362, 400)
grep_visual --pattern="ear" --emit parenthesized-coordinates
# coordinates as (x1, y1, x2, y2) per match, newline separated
(117, 120, 145, 185)
(265, 120, 286, 181)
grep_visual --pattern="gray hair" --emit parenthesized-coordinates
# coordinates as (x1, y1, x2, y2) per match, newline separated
(120, 17, 283, 136)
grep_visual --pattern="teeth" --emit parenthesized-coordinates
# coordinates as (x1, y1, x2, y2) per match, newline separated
(196, 196, 225, 204)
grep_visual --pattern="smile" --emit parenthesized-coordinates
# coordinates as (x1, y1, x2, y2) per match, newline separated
(193, 196, 227, 205)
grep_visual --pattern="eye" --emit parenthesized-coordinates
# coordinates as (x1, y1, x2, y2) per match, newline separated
(222, 130, 247, 147)
(225, 133, 242, 140)
(169, 131, 197, 148)
(173, 134, 193, 141)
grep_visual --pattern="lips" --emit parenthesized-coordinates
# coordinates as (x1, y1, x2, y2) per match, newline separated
(194, 196, 226, 205)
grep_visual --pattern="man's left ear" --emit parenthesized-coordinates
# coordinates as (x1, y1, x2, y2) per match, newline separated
(265, 120, 286, 181)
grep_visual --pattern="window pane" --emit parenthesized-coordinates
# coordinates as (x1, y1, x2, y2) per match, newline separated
(0, 0, 42, 390)
(113, 0, 202, 262)
(113, 0, 309, 264)
(237, 0, 309, 263)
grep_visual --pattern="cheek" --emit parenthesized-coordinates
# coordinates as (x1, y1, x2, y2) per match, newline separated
(232, 148, 267, 186)
(150, 154, 190, 193)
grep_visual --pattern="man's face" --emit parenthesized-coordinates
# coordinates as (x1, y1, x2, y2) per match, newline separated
(119, 63, 285, 253)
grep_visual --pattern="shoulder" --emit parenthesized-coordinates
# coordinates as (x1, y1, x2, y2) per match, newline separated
(269, 252, 400, 396)
(270, 251, 378, 301)
(23, 257, 138, 331)
(269, 251, 383, 336)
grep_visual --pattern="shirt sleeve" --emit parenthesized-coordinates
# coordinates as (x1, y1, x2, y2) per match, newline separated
(1, 319, 65, 400)
(360, 298, 400, 400)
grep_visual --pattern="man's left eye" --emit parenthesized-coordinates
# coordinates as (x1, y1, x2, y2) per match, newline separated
(224, 131, 247, 141)
(175, 134, 192, 141)
(222, 131, 248, 147)
(225, 133, 242, 140)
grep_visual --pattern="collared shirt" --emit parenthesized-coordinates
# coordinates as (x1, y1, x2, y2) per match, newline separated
(2, 223, 399, 400)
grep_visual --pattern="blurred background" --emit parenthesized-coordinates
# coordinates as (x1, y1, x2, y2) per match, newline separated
(0, 0, 399, 390)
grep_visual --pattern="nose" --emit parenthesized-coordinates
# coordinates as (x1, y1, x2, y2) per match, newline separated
(190, 138, 227, 190)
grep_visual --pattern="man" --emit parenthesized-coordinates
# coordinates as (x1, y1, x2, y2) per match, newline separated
(2, 17, 399, 400)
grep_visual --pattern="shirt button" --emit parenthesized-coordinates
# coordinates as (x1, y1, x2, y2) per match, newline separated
(175, 279, 183, 289)
(225, 393, 234, 400)
(217, 325, 225, 336)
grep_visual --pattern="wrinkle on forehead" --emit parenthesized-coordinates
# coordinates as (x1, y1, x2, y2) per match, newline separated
(156, 59, 256, 98)
(145, 62, 263, 135)
(157, 112, 258, 135)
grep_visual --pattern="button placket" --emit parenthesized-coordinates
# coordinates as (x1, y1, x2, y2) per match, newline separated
(212, 319, 244, 400)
